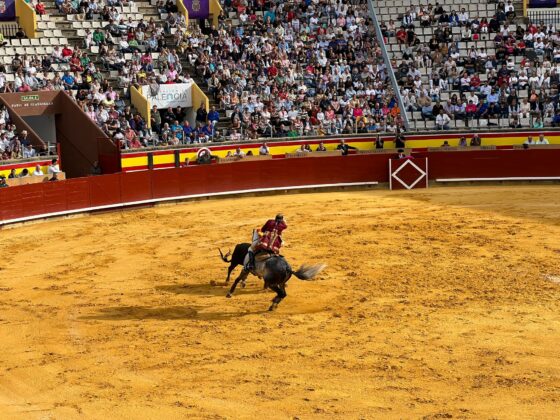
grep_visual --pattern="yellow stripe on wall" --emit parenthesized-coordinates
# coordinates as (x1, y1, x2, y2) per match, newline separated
(405, 134, 560, 148)
(121, 156, 149, 169)
(122, 140, 373, 168)
(153, 154, 175, 165)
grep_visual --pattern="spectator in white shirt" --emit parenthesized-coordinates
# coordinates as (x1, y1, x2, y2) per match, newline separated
(33, 165, 44, 176)
(233, 147, 245, 158)
(534, 38, 545, 55)
(458, 9, 469, 25)
(259, 142, 270, 155)
(23, 144, 36, 158)
(536, 134, 549, 144)
(48, 158, 61, 174)
(467, 91, 479, 106)
(229, 130, 241, 142)
(435, 110, 451, 130)
(0, 134, 9, 153)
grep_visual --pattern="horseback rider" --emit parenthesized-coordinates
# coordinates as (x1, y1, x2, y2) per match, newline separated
(245, 214, 287, 271)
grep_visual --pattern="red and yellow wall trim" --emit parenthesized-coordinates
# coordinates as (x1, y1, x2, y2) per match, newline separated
(0, 159, 52, 178)
(381, 131, 560, 148)
(121, 138, 373, 171)
(121, 131, 560, 172)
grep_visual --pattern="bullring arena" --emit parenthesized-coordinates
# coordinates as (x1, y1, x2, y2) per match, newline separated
(1, 185, 560, 418)
(3, 0, 560, 416)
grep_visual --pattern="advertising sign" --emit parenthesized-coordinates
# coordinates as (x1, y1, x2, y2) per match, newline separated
(140, 83, 193, 109)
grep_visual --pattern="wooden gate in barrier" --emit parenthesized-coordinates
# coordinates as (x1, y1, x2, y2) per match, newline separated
(389, 158, 429, 190)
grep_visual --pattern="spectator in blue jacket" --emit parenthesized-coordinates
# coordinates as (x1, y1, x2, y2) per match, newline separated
(170, 120, 183, 142)
(201, 122, 214, 139)
(208, 106, 220, 125)
(477, 99, 489, 117)
(182, 120, 194, 143)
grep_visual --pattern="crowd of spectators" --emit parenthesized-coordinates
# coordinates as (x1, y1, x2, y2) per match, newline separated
(3, 0, 560, 164)
(175, 0, 403, 141)
(0, 0, 194, 151)
(0, 105, 45, 160)
(385, 0, 560, 129)
(59, 0, 193, 148)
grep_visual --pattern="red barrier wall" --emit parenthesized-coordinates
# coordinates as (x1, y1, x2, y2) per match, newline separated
(1, 150, 560, 225)
(414, 149, 560, 179)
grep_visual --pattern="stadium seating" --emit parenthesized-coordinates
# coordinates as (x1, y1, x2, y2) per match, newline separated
(1, 0, 558, 163)
(375, 0, 560, 131)
(184, 0, 403, 141)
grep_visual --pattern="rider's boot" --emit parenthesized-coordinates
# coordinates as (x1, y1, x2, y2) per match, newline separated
(245, 250, 255, 271)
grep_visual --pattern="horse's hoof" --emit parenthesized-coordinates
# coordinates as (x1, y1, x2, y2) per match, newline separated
(226, 293, 232, 298)
(268, 304, 277, 311)
(241, 282, 246, 289)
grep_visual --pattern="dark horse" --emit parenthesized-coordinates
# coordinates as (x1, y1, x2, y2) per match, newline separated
(220, 244, 326, 311)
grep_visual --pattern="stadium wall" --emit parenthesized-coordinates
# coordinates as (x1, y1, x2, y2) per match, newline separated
(0, 91, 121, 178)
(120, 131, 560, 171)
(130, 86, 151, 129)
(2, 149, 560, 225)
(15, 0, 37, 38)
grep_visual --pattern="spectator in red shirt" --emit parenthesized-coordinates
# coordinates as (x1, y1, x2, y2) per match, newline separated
(396, 27, 407, 45)
(129, 136, 143, 149)
(61, 45, 73, 61)
(466, 100, 478, 122)
(35, 0, 46, 15)
(267, 64, 278, 78)
(18, 83, 32, 92)
(470, 74, 481, 89)
(353, 106, 364, 121)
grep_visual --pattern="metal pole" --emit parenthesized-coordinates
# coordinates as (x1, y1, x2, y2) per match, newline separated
(366, 0, 410, 131)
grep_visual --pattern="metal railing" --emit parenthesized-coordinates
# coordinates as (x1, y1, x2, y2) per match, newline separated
(527, 8, 560, 25)
(366, 0, 410, 131)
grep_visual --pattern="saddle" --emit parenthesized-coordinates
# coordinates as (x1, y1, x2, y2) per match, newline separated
(254, 250, 274, 262)
(245, 251, 276, 278)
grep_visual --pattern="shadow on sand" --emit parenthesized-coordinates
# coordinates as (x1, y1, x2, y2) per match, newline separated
(80, 305, 269, 321)
(155, 282, 266, 297)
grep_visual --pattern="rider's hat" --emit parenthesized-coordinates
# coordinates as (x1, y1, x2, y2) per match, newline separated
(275, 213, 284, 221)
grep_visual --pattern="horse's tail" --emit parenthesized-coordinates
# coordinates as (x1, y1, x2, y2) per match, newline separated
(219, 248, 232, 263)
(291, 263, 327, 281)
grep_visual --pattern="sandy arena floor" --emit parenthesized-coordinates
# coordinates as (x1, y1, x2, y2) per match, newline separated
(0, 186, 559, 419)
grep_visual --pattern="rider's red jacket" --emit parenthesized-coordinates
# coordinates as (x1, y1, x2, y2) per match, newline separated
(261, 219, 287, 235)
(258, 220, 287, 253)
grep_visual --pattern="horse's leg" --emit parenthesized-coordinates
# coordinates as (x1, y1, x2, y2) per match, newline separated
(226, 270, 248, 298)
(274, 284, 288, 309)
(278, 284, 287, 301)
(268, 285, 282, 311)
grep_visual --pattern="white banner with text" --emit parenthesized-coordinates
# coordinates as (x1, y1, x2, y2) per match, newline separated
(140, 83, 193, 109)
